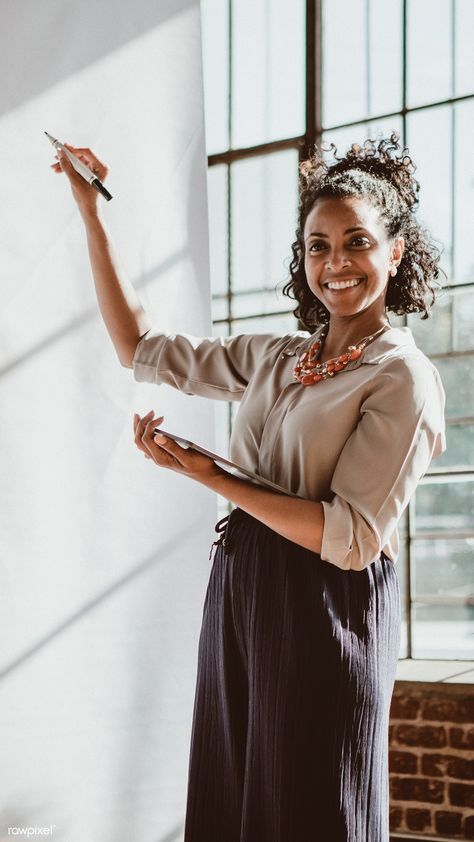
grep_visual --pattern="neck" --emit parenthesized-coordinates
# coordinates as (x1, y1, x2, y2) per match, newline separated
(321, 312, 391, 355)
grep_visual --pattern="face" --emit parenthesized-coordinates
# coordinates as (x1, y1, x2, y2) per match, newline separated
(303, 196, 404, 319)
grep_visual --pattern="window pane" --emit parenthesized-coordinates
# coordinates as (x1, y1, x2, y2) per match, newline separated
(411, 538, 474, 659)
(231, 149, 299, 293)
(455, 0, 474, 96)
(212, 296, 229, 321)
(407, 290, 452, 355)
(208, 165, 228, 297)
(434, 424, 474, 471)
(322, 124, 369, 158)
(231, 0, 305, 148)
(322, 0, 367, 127)
(322, 0, 403, 125)
(210, 322, 231, 516)
(231, 313, 300, 335)
(407, 0, 452, 108)
(369, 0, 403, 116)
(214, 399, 230, 457)
(412, 604, 474, 659)
(212, 320, 230, 337)
(367, 116, 404, 142)
(434, 356, 474, 418)
(413, 479, 474, 533)
(322, 117, 403, 164)
(406, 106, 453, 279)
(453, 288, 474, 351)
(396, 513, 409, 659)
(201, 0, 230, 155)
(232, 289, 295, 319)
(214, 399, 232, 517)
(454, 100, 474, 285)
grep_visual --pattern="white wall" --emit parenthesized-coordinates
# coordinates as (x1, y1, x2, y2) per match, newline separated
(0, 3, 215, 840)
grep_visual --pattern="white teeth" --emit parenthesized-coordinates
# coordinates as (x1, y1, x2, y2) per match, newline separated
(326, 278, 363, 290)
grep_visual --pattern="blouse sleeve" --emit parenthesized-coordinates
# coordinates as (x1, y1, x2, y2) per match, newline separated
(132, 328, 292, 401)
(320, 355, 446, 572)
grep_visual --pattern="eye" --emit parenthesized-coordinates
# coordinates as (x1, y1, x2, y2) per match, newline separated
(308, 235, 371, 253)
(308, 241, 326, 252)
(351, 236, 371, 246)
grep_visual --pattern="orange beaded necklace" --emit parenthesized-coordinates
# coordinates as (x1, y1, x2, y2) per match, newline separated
(293, 323, 390, 386)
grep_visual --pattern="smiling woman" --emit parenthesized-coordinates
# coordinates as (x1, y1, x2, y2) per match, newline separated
(283, 132, 445, 355)
(305, 196, 403, 358)
(54, 120, 447, 841)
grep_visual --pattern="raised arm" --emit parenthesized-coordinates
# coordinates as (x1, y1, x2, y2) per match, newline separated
(51, 144, 152, 367)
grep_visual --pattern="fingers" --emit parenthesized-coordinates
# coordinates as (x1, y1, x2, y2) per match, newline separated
(134, 411, 165, 461)
(64, 143, 109, 181)
(56, 149, 82, 184)
(49, 143, 108, 187)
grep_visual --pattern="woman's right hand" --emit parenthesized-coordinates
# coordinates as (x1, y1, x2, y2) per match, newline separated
(51, 143, 109, 217)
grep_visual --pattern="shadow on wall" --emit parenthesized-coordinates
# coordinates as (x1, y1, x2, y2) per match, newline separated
(0, 530, 182, 681)
(0, 247, 188, 380)
(0, 0, 195, 117)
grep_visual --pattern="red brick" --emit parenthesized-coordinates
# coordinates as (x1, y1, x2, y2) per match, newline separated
(396, 723, 447, 748)
(389, 750, 418, 774)
(422, 753, 474, 780)
(465, 813, 474, 839)
(449, 755, 474, 779)
(457, 699, 474, 723)
(406, 807, 431, 831)
(449, 782, 474, 808)
(422, 697, 474, 723)
(422, 699, 458, 721)
(450, 726, 474, 750)
(434, 810, 463, 835)
(421, 753, 447, 777)
(389, 805, 403, 831)
(389, 724, 395, 745)
(390, 695, 420, 720)
(390, 776, 444, 803)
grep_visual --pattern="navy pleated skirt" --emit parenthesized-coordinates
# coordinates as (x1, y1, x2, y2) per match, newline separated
(184, 506, 401, 842)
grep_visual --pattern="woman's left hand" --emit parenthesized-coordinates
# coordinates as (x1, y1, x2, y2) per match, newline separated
(133, 410, 222, 484)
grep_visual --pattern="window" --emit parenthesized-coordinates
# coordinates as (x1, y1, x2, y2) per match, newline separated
(201, 0, 474, 660)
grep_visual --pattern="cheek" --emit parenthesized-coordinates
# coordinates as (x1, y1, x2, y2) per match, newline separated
(304, 254, 320, 273)
(366, 255, 387, 276)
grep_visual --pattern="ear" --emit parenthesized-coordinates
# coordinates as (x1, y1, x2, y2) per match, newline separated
(391, 235, 405, 268)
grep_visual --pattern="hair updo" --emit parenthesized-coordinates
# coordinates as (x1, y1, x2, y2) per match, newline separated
(282, 131, 446, 331)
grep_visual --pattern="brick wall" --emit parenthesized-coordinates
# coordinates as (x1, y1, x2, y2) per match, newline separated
(389, 682, 474, 839)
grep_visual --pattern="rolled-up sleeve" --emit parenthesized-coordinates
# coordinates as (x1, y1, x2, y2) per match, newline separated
(132, 329, 286, 401)
(320, 356, 446, 571)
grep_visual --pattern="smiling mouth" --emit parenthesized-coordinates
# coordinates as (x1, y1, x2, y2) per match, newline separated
(323, 278, 365, 292)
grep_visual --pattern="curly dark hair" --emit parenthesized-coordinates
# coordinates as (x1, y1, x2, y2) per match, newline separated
(281, 131, 446, 331)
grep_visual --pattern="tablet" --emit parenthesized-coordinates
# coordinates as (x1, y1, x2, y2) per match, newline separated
(153, 427, 302, 498)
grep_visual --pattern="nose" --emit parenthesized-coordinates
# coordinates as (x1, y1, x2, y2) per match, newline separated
(325, 249, 351, 271)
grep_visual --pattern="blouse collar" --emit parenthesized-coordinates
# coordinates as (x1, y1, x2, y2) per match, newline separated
(284, 325, 418, 371)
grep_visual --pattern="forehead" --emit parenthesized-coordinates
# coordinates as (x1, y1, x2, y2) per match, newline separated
(304, 196, 383, 236)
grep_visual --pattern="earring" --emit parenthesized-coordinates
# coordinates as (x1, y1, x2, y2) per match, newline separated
(390, 266, 398, 277)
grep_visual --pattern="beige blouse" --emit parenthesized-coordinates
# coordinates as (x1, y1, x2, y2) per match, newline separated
(133, 324, 446, 572)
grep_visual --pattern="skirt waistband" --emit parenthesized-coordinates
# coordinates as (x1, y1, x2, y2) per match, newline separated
(209, 507, 396, 566)
(208, 513, 232, 560)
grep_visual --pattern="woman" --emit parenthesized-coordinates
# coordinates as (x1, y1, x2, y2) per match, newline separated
(53, 133, 446, 841)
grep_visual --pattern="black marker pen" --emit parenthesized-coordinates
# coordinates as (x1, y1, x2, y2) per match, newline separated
(45, 131, 113, 201)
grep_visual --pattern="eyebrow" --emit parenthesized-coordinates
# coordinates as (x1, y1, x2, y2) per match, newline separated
(305, 227, 368, 241)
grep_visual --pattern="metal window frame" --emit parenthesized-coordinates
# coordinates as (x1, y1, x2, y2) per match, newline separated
(206, 0, 474, 655)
